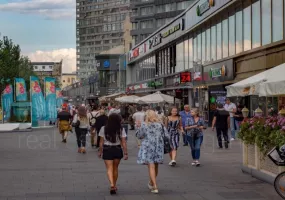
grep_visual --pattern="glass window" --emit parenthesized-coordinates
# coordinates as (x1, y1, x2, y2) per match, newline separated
(229, 14, 235, 56)
(216, 22, 222, 60)
(236, 6, 243, 54)
(272, 0, 283, 42)
(262, 0, 271, 45)
(194, 35, 197, 62)
(252, 0, 261, 48)
(202, 31, 206, 64)
(176, 42, 184, 72)
(222, 18, 228, 58)
(184, 39, 189, 69)
(243, 1, 251, 51)
(197, 32, 202, 63)
(206, 28, 211, 63)
(189, 38, 193, 68)
(211, 24, 216, 61)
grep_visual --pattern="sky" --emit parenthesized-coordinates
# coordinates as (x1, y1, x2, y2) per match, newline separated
(0, 0, 76, 73)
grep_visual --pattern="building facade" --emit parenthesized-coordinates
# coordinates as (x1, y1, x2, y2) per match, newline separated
(76, 0, 130, 79)
(61, 73, 77, 89)
(127, 0, 285, 123)
(31, 61, 62, 84)
(130, 0, 195, 45)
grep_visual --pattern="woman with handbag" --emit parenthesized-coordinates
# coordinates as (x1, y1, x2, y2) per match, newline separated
(185, 108, 204, 166)
(136, 110, 169, 194)
(72, 106, 90, 154)
(165, 107, 183, 166)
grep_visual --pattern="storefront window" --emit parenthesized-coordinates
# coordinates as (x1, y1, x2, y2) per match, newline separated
(252, 0, 261, 48)
(206, 28, 211, 63)
(229, 13, 235, 56)
(189, 37, 193, 68)
(193, 35, 197, 62)
(197, 32, 202, 63)
(176, 41, 184, 72)
(164, 49, 168, 74)
(272, 0, 283, 42)
(262, 0, 271, 45)
(216, 22, 222, 60)
(202, 31, 206, 64)
(222, 18, 228, 58)
(211, 24, 216, 61)
(161, 50, 165, 75)
(184, 39, 189, 69)
(236, 6, 243, 54)
(243, 1, 251, 51)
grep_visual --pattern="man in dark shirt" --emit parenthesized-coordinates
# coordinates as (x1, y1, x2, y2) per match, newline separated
(57, 103, 72, 143)
(212, 103, 230, 149)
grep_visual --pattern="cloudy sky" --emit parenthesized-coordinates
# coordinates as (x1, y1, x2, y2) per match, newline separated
(0, 0, 76, 73)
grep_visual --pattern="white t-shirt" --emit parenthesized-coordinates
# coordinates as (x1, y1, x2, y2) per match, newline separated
(108, 108, 121, 116)
(224, 103, 237, 117)
(132, 111, 145, 125)
(99, 126, 127, 146)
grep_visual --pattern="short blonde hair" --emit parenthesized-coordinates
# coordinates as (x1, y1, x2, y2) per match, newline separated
(145, 110, 160, 124)
(191, 108, 199, 117)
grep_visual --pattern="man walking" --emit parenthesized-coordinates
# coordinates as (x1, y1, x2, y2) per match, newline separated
(224, 98, 237, 141)
(212, 104, 230, 149)
(132, 105, 145, 146)
(179, 105, 191, 146)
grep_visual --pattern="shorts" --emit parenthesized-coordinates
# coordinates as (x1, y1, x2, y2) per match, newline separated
(102, 145, 123, 160)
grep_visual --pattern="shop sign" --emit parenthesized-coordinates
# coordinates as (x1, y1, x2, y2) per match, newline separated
(148, 81, 163, 88)
(196, 0, 215, 16)
(161, 19, 185, 38)
(180, 72, 191, 83)
(149, 34, 162, 50)
(103, 60, 110, 68)
(133, 48, 139, 58)
(209, 65, 226, 79)
(194, 72, 202, 81)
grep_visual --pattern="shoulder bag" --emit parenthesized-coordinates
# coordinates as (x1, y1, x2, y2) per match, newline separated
(161, 124, 171, 154)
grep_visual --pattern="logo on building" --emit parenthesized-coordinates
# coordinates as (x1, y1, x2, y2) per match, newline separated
(162, 19, 185, 38)
(209, 65, 226, 79)
(103, 60, 110, 68)
(196, 0, 215, 16)
(149, 34, 162, 49)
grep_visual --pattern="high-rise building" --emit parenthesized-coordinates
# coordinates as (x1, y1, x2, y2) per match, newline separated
(76, 0, 130, 80)
(130, 0, 195, 45)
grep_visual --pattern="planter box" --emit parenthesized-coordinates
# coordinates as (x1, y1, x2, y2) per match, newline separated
(242, 143, 285, 184)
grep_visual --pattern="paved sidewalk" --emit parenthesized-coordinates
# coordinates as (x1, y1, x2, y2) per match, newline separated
(0, 128, 282, 200)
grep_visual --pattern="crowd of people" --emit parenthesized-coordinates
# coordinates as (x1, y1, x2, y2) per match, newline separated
(55, 98, 243, 195)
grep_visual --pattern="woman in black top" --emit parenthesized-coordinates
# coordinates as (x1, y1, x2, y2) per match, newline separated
(95, 109, 108, 148)
(234, 105, 244, 136)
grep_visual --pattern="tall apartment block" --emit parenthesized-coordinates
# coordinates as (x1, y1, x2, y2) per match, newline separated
(76, 0, 130, 80)
(130, 0, 195, 45)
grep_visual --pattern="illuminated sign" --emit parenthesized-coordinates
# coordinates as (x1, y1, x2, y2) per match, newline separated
(180, 72, 191, 83)
(197, 0, 215, 16)
(149, 34, 162, 49)
(103, 60, 110, 68)
(209, 65, 226, 79)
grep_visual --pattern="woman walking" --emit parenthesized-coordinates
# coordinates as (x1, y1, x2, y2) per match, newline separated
(185, 108, 204, 166)
(136, 110, 169, 194)
(98, 113, 128, 195)
(73, 106, 90, 154)
(95, 108, 108, 148)
(165, 107, 183, 166)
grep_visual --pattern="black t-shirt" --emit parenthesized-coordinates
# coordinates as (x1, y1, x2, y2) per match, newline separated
(57, 111, 72, 121)
(234, 110, 244, 121)
(95, 115, 108, 132)
(214, 109, 229, 129)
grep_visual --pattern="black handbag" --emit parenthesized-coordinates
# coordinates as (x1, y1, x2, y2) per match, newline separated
(161, 124, 171, 154)
(72, 119, 80, 128)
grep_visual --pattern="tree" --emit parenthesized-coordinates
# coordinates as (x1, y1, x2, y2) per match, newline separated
(0, 36, 37, 100)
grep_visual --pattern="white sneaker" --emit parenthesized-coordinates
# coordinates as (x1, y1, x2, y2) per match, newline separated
(171, 160, 176, 166)
(151, 188, 159, 194)
(168, 161, 173, 166)
(230, 138, 235, 141)
(148, 182, 154, 190)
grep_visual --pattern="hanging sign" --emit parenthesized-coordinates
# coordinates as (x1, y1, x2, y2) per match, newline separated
(180, 72, 191, 83)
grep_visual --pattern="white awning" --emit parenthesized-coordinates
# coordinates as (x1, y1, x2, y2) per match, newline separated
(135, 91, 174, 104)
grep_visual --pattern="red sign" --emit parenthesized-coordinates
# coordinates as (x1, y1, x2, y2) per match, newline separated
(133, 48, 139, 58)
(180, 72, 191, 83)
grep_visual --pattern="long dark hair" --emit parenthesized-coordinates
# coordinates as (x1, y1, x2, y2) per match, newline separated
(105, 113, 122, 143)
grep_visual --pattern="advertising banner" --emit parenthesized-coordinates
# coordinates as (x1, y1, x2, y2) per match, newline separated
(44, 77, 56, 121)
(30, 76, 46, 120)
(15, 78, 27, 101)
(1, 84, 13, 120)
(56, 88, 63, 109)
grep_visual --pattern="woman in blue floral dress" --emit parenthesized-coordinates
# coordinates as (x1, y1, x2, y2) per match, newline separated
(136, 110, 169, 194)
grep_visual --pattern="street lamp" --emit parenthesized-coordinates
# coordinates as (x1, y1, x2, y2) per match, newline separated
(242, 107, 249, 118)
(279, 108, 285, 117)
(254, 107, 263, 117)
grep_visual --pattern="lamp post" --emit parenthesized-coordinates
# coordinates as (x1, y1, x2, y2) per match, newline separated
(254, 107, 263, 117)
(279, 108, 285, 117)
(242, 107, 249, 121)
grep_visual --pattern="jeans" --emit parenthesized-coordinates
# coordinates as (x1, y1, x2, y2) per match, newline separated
(235, 120, 241, 137)
(216, 128, 229, 148)
(183, 128, 188, 145)
(230, 117, 235, 139)
(187, 135, 202, 160)
(122, 124, 129, 141)
(76, 128, 87, 148)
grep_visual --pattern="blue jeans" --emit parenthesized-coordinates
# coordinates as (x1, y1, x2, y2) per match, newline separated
(230, 117, 235, 139)
(122, 124, 128, 141)
(187, 135, 202, 160)
(235, 120, 241, 137)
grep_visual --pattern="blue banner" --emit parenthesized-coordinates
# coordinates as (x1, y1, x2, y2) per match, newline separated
(31, 76, 46, 120)
(15, 78, 27, 101)
(44, 77, 56, 121)
(1, 84, 13, 120)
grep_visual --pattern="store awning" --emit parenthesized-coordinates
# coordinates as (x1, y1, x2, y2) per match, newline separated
(135, 91, 174, 104)
(115, 95, 139, 103)
(226, 64, 285, 97)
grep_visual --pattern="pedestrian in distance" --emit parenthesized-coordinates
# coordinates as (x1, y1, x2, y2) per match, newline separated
(185, 108, 204, 166)
(88, 105, 100, 148)
(98, 113, 128, 195)
(133, 105, 146, 147)
(72, 106, 90, 154)
(136, 110, 169, 194)
(57, 103, 72, 143)
(211, 103, 230, 149)
(179, 105, 192, 146)
(224, 98, 237, 141)
(165, 107, 183, 166)
(94, 109, 108, 148)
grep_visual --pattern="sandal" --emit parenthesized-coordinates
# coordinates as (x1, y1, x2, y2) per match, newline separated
(110, 186, 116, 195)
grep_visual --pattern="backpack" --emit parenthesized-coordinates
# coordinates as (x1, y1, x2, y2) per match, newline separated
(89, 112, 99, 127)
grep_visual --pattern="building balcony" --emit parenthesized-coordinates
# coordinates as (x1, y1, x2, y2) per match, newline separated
(130, 0, 154, 9)
(130, 28, 156, 36)
(130, 14, 154, 22)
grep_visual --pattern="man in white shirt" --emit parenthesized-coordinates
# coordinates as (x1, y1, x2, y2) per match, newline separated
(108, 104, 121, 116)
(132, 106, 145, 146)
(224, 98, 237, 141)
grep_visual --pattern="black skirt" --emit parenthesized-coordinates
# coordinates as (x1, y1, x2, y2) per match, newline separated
(102, 145, 123, 160)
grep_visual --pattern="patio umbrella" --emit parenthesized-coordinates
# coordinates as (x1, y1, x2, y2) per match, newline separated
(136, 91, 174, 104)
(115, 95, 139, 103)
